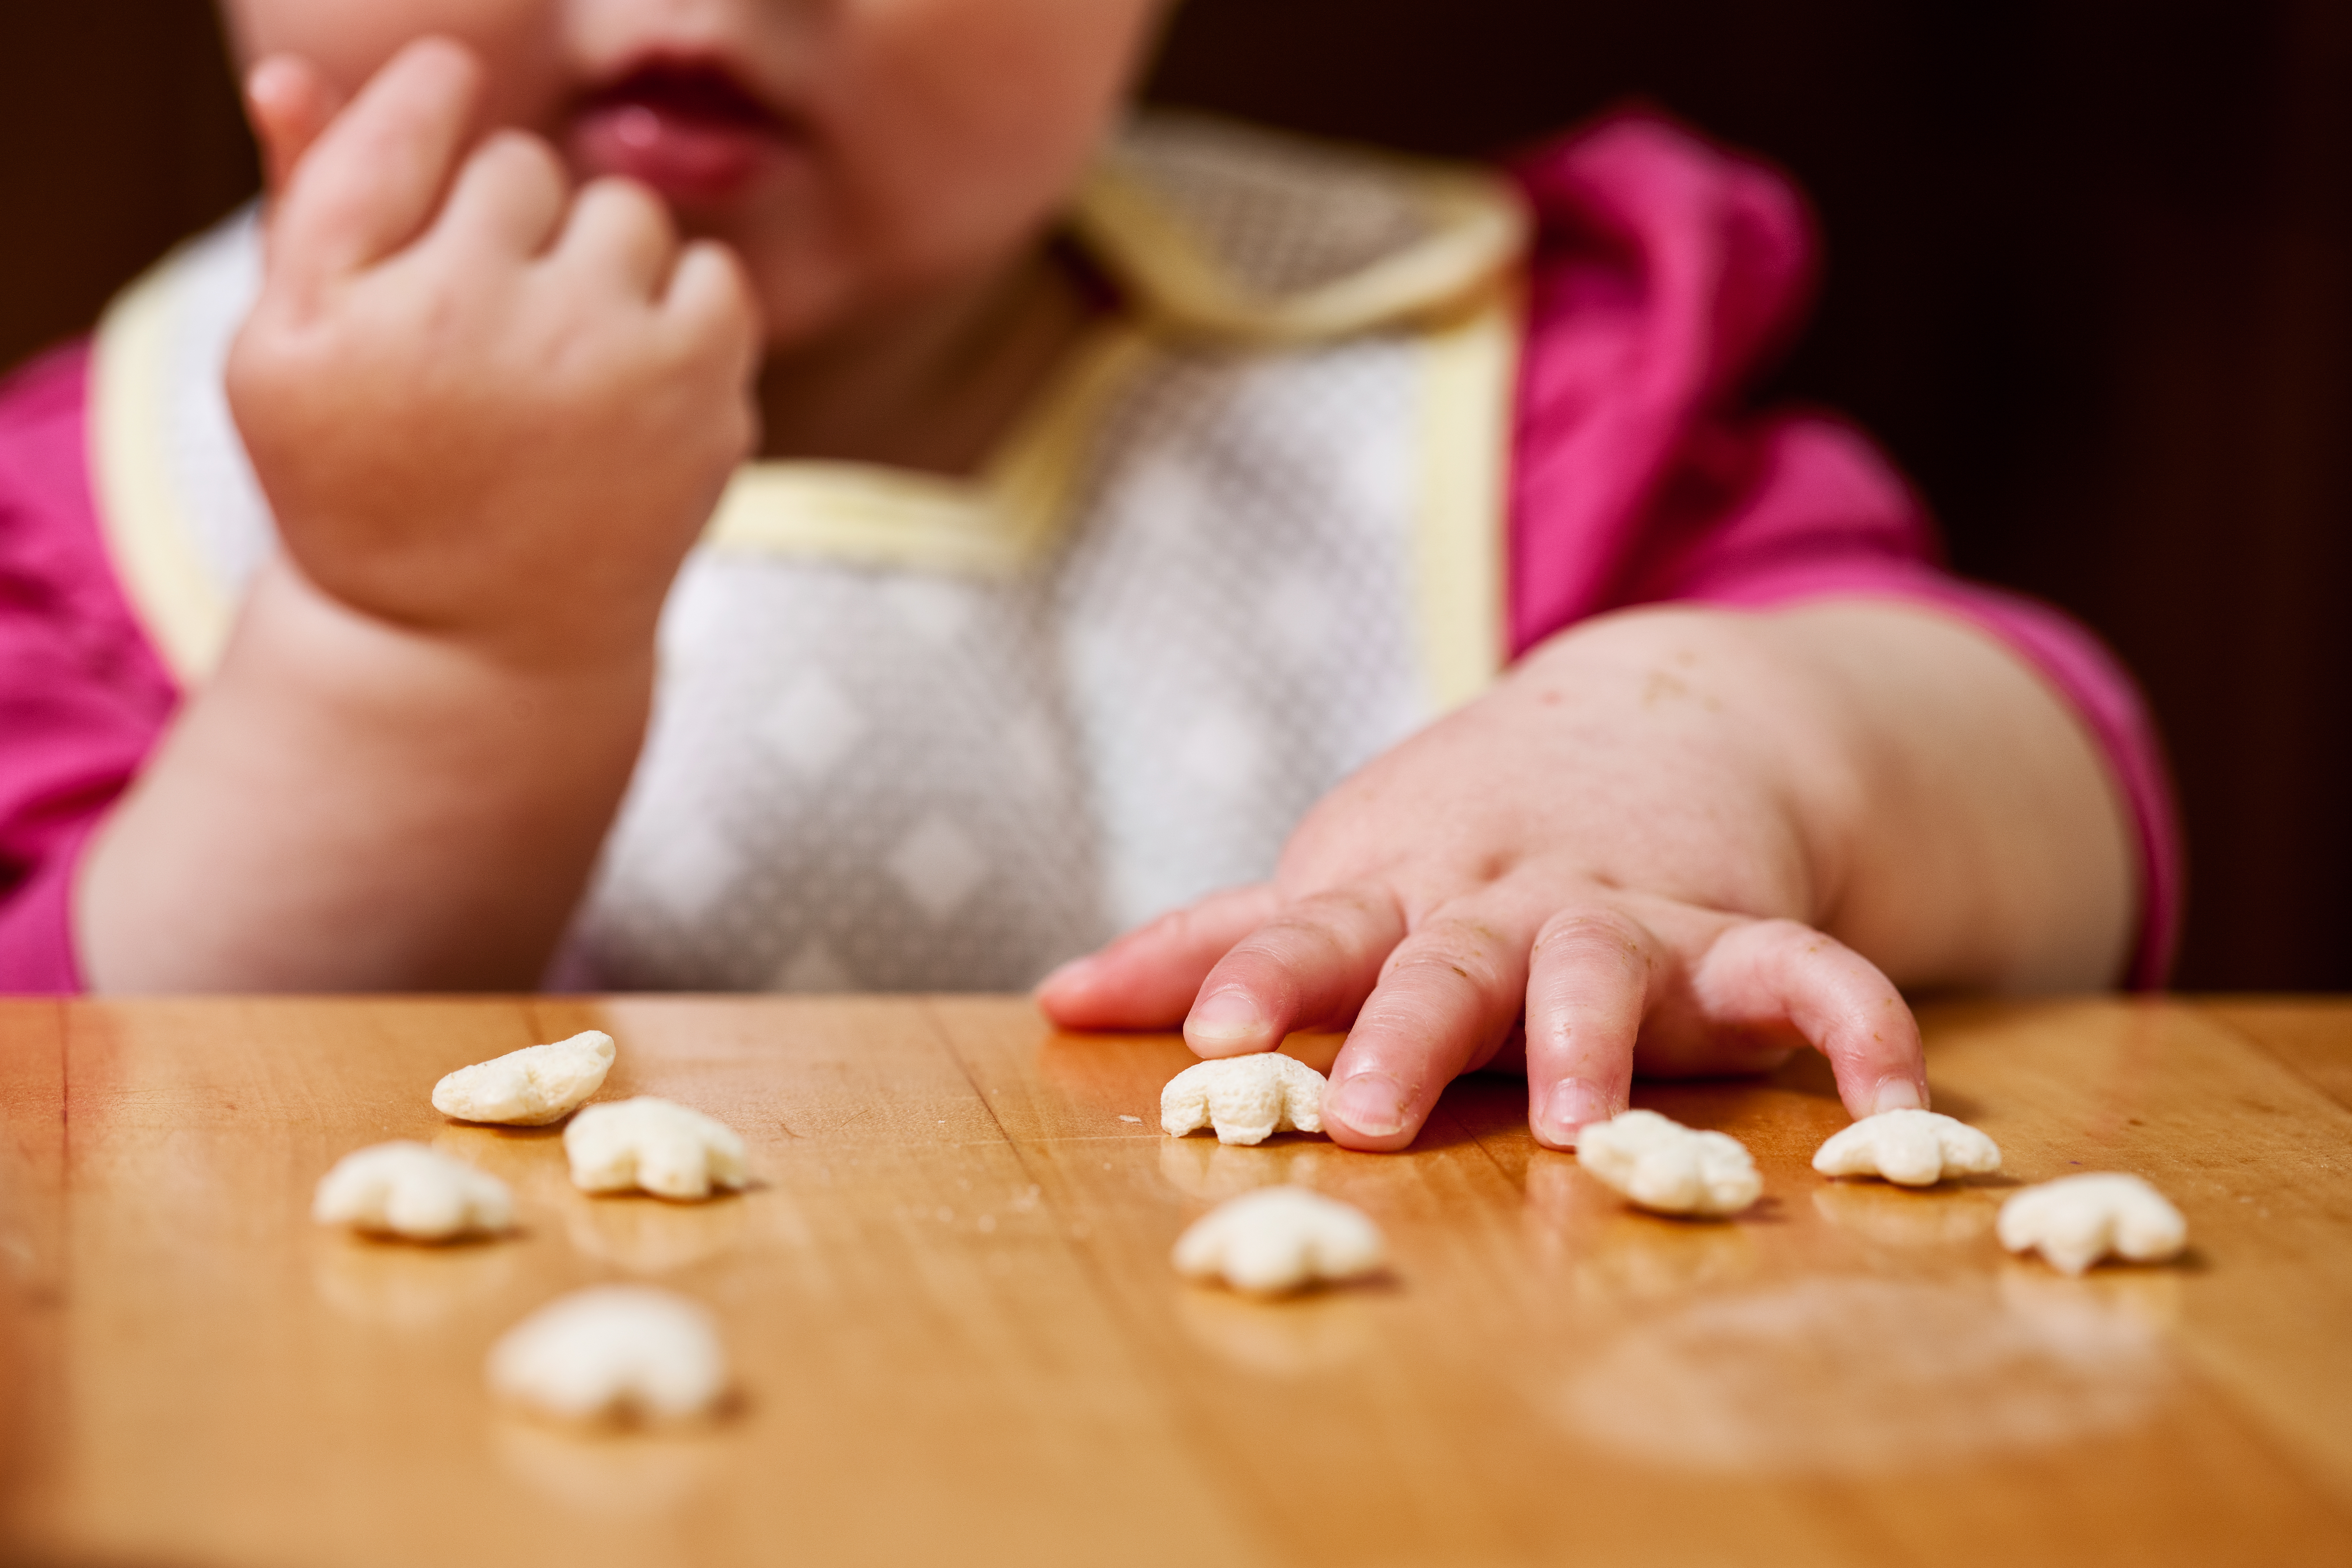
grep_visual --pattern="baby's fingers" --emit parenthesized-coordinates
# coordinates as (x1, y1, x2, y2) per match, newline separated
(1035, 885, 1281, 1031)
(662, 241, 760, 350)
(246, 56, 346, 197)
(551, 178, 681, 299)
(1522, 907, 1659, 1149)
(1182, 888, 1407, 1060)
(269, 37, 481, 298)
(430, 131, 569, 264)
(1692, 919, 1926, 1118)
(1319, 895, 1542, 1150)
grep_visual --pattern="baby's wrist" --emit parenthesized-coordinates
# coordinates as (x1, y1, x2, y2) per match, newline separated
(238, 557, 660, 716)
(263, 544, 668, 684)
(82, 558, 658, 993)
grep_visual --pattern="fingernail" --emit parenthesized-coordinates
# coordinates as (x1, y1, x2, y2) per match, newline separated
(1871, 1076, 1927, 1115)
(1539, 1080, 1618, 1149)
(1185, 989, 1263, 1048)
(1035, 956, 1096, 996)
(1326, 1072, 1411, 1138)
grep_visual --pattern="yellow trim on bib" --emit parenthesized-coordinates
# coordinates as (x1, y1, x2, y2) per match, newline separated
(1072, 135, 1527, 344)
(703, 322, 1151, 576)
(90, 255, 231, 685)
(1411, 281, 1519, 711)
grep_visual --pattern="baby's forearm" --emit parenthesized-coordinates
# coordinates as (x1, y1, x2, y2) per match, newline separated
(78, 561, 652, 992)
(1754, 600, 2137, 991)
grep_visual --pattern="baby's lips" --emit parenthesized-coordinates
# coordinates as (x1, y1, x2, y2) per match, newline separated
(569, 62, 803, 206)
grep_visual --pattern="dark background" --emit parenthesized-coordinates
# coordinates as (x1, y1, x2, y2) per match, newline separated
(3, 2, 2345, 989)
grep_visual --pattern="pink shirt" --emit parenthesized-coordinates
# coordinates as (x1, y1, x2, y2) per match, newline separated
(0, 113, 2180, 992)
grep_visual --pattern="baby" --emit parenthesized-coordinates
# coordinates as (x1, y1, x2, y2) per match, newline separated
(0, 1, 2174, 1153)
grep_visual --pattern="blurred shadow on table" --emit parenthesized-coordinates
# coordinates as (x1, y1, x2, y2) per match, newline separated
(1810, 1181, 2002, 1248)
(1555, 1274, 2173, 1475)
(1522, 1158, 1764, 1300)
(492, 1419, 728, 1522)
(1997, 1256, 2185, 1334)
(1173, 1285, 1384, 1380)
(562, 1192, 750, 1276)
(311, 1233, 520, 1331)
(1157, 1135, 1346, 1205)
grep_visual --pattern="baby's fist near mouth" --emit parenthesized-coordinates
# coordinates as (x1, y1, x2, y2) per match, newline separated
(227, 37, 760, 671)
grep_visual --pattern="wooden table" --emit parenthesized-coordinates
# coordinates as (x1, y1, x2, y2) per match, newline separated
(1, 997, 2349, 1567)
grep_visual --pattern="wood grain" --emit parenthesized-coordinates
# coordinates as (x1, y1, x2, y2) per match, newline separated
(2196, 998, 2352, 1113)
(1, 996, 2348, 1567)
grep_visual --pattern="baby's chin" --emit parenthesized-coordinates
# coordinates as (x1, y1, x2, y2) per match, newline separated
(712, 205, 1068, 365)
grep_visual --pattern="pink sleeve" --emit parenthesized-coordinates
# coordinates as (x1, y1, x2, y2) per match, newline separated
(0, 342, 180, 994)
(1504, 113, 2182, 987)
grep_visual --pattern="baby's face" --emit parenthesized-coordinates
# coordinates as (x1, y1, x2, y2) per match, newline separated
(221, 0, 1168, 346)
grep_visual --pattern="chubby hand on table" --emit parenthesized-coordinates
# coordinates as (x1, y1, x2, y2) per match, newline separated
(1040, 602, 2140, 1151)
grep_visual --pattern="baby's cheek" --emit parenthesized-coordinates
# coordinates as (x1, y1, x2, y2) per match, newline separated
(713, 0, 1160, 343)
(223, 0, 567, 132)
